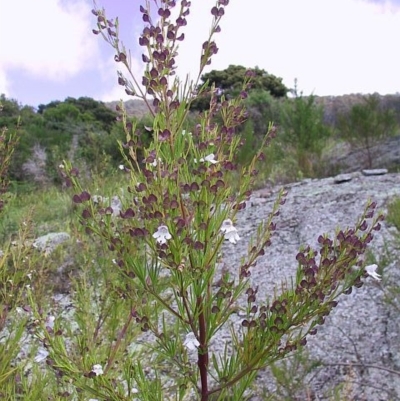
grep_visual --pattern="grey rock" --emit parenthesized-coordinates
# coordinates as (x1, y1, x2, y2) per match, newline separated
(333, 173, 354, 183)
(232, 173, 400, 400)
(362, 168, 388, 176)
(32, 232, 70, 254)
(325, 134, 400, 173)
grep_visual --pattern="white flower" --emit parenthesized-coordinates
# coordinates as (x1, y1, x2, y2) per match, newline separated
(194, 153, 218, 164)
(365, 264, 381, 281)
(91, 364, 104, 376)
(183, 332, 200, 351)
(182, 130, 192, 136)
(34, 348, 49, 363)
(220, 219, 240, 244)
(151, 157, 162, 167)
(118, 164, 125, 170)
(45, 315, 55, 329)
(201, 153, 218, 164)
(153, 225, 172, 245)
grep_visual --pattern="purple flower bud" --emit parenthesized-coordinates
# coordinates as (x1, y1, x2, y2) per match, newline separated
(120, 208, 135, 218)
(82, 209, 91, 219)
(176, 17, 187, 26)
(107, 28, 116, 37)
(139, 36, 149, 46)
(159, 129, 171, 141)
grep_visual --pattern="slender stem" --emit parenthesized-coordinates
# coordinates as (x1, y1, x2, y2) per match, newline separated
(145, 285, 190, 325)
(104, 308, 134, 374)
(197, 295, 209, 401)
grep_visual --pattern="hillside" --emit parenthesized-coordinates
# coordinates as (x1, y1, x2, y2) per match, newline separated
(105, 93, 400, 124)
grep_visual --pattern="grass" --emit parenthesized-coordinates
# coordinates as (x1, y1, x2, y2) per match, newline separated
(387, 196, 400, 231)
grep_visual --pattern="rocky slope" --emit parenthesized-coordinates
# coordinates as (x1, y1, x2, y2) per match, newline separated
(228, 171, 400, 400)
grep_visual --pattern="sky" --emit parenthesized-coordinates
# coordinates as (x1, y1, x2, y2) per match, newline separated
(1, 0, 400, 108)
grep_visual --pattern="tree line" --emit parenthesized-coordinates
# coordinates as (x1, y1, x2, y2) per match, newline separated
(0, 65, 398, 188)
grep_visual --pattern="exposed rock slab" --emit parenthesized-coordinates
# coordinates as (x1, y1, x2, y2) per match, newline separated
(227, 172, 400, 400)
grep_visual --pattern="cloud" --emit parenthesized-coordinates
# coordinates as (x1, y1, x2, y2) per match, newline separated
(172, 0, 400, 96)
(97, 51, 146, 102)
(0, 0, 102, 93)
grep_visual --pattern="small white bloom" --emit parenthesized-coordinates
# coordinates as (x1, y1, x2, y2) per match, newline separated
(91, 364, 104, 376)
(45, 315, 55, 329)
(365, 264, 381, 281)
(118, 164, 125, 170)
(153, 225, 172, 245)
(220, 219, 241, 244)
(183, 332, 200, 351)
(151, 157, 162, 167)
(182, 130, 192, 136)
(200, 153, 218, 164)
(34, 348, 49, 363)
(195, 153, 218, 164)
(59, 163, 65, 169)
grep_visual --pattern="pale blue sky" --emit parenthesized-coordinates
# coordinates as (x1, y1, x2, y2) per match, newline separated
(1, 0, 400, 108)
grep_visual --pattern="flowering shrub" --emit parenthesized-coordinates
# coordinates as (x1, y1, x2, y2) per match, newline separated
(35, 1, 385, 400)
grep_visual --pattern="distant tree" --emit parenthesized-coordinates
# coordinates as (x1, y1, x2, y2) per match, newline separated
(280, 92, 332, 177)
(39, 97, 117, 130)
(201, 65, 287, 96)
(191, 65, 287, 111)
(43, 102, 82, 123)
(0, 94, 22, 125)
(65, 97, 117, 130)
(338, 94, 398, 168)
(244, 89, 282, 135)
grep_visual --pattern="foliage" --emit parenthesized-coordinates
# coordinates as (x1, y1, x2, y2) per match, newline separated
(279, 92, 332, 178)
(0, 2, 396, 399)
(387, 197, 400, 231)
(23, 2, 383, 400)
(0, 105, 21, 213)
(191, 65, 287, 112)
(337, 94, 398, 168)
(0, 95, 123, 184)
(38, 96, 118, 131)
